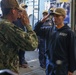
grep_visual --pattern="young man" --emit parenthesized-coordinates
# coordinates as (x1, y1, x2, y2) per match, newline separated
(46, 8, 76, 75)
(34, 10, 52, 68)
(0, 0, 38, 74)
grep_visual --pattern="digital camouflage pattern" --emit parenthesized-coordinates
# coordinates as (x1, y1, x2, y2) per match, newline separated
(0, 18, 38, 73)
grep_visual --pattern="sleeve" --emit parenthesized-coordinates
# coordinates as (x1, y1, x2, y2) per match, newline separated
(34, 21, 43, 35)
(68, 31, 76, 72)
(1, 22, 38, 51)
(34, 21, 51, 38)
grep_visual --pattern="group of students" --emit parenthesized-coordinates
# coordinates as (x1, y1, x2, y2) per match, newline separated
(0, 0, 76, 75)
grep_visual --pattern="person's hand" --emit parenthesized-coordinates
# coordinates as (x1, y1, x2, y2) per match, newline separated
(68, 71, 73, 75)
(41, 14, 49, 23)
(20, 10, 30, 26)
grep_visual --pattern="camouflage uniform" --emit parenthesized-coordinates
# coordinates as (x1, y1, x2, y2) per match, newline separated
(0, 19, 38, 73)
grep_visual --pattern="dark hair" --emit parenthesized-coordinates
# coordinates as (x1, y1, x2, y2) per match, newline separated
(1, 8, 12, 16)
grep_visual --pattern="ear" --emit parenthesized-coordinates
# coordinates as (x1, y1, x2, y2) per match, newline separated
(63, 15, 66, 19)
(11, 9, 16, 14)
(62, 16, 65, 20)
